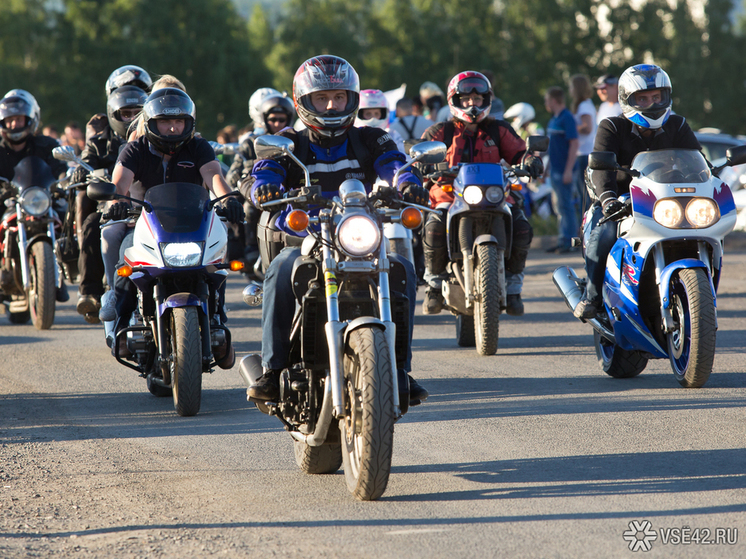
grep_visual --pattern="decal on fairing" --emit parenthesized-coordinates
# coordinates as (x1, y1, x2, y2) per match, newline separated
(622, 262, 639, 286)
(712, 181, 736, 215)
(630, 184, 656, 218)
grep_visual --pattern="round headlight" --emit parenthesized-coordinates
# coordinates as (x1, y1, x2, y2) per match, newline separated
(463, 186, 484, 205)
(19, 187, 51, 217)
(337, 214, 381, 257)
(653, 199, 683, 228)
(485, 186, 504, 204)
(685, 198, 719, 228)
(161, 242, 203, 267)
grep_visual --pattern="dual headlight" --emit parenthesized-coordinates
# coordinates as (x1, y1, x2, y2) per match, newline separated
(463, 185, 504, 205)
(19, 187, 51, 217)
(653, 198, 720, 229)
(336, 214, 381, 257)
(160, 242, 203, 267)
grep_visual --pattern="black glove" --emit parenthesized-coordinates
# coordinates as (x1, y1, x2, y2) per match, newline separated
(400, 182, 428, 206)
(71, 166, 89, 185)
(376, 185, 400, 203)
(253, 184, 282, 209)
(602, 196, 624, 217)
(216, 196, 245, 224)
(522, 155, 544, 180)
(102, 202, 131, 221)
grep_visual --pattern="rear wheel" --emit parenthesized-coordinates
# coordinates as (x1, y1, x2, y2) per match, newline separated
(170, 307, 202, 416)
(594, 330, 648, 378)
(474, 244, 502, 355)
(294, 437, 343, 474)
(455, 314, 475, 347)
(28, 242, 55, 330)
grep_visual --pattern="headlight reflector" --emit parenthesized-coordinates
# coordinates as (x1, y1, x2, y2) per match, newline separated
(19, 187, 51, 217)
(653, 199, 683, 228)
(485, 186, 504, 204)
(161, 242, 203, 267)
(337, 214, 380, 257)
(685, 198, 719, 228)
(463, 186, 484, 205)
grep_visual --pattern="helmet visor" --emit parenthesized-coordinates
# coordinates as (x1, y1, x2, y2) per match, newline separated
(0, 97, 33, 122)
(455, 77, 490, 96)
(629, 88, 671, 116)
(143, 90, 196, 121)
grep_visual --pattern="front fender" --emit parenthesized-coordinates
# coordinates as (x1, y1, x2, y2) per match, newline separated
(343, 316, 386, 347)
(158, 292, 207, 317)
(473, 234, 499, 249)
(661, 259, 714, 309)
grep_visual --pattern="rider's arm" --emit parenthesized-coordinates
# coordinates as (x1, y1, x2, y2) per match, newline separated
(112, 162, 134, 196)
(494, 121, 528, 165)
(590, 117, 624, 200)
(365, 127, 422, 188)
(246, 158, 286, 207)
(199, 160, 232, 197)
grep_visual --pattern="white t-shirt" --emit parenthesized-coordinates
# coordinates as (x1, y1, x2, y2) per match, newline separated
(574, 98, 597, 156)
(596, 101, 622, 124)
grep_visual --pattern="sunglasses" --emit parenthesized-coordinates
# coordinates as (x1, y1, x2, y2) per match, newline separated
(267, 117, 287, 124)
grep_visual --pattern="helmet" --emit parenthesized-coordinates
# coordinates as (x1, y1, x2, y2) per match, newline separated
(260, 94, 295, 129)
(105, 65, 152, 97)
(106, 85, 147, 138)
(0, 89, 41, 144)
(249, 87, 281, 128)
(142, 88, 196, 155)
(447, 71, 493, 124)
(504, 102, 535, 129)
(355, 89, 388, 129)
(293, 55, 360, 138)
(618, 64, 672, 129)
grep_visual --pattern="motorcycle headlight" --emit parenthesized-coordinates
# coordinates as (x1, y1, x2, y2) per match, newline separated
(653, 199, 683, 228)
(463, 185, 484, 205)
(336, 214, 381, 257)
(161, 242, 203, 267)
(685, 198, 719, 228)
(485, 186, 504, 204)
(19, 187, 51, 217)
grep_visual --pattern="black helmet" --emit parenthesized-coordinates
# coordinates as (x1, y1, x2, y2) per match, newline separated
(261, 94, 295, 130)
(0, 89, 41, 145)
(142, 88, 196, 155)
(106, 85, 147, 139)
(292, 55, 360, 138)
(105, 65, 152, 97)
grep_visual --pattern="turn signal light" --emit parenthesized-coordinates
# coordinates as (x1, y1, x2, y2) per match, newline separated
(229, 260, 245, 271)
(441, 183, 453, 193)
(286, 209, 309, 232)
(117, 265, 133, 277)
(400, 207, 423, 229)
(510, 183, 523, 191)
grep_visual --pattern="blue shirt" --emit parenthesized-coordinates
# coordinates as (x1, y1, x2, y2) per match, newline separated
(546, 108, 578, 170)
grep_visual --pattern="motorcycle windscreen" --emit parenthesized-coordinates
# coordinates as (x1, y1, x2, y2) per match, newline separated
(631, 149, 711, 183)
(12, 156, 55, 191)
(144, 182, 210, 233)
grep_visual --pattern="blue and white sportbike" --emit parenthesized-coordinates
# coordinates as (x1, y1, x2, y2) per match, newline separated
(554, 146, 746, 387)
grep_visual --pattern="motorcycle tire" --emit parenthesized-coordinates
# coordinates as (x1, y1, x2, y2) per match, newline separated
(593, 330, 647, 378)
(474, 244, 502, 356)
(28, 242, 55, 330)
(455, 314, 475, 347)
(340, 326, 395, 501)
(170, 307, 203, 416)
(294, 437, 343, 475)
(667, 268, 716, 388)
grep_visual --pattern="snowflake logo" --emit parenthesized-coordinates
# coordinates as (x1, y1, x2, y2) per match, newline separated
(623, 520, 658, 552)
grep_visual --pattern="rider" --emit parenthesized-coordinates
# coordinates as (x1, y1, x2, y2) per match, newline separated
(573, 64, 701, 319)
(0, 89, 70, 302)
(106, 87, 244, 366)
(355, 89, 405, 153)
(420, 71, 543, 317)
(242, 55, 429, 404)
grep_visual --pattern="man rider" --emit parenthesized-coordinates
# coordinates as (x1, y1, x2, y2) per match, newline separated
(242, 55, 430, 405)
(420, 71, 543, 317)
(573, 64, 701, 319)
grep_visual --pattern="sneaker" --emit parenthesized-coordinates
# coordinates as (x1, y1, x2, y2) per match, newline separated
(505, 294, 524, 316)
(422, 288, 444, 315)
(76, 294, 100, 316)
(573, 298, 599, 319)
(247, 369, 280, 401)
(408, 375, 429, 405)
(98, 291, 117, 322)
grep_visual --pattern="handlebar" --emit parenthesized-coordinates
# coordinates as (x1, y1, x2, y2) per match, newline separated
(598, 201, 632, 225)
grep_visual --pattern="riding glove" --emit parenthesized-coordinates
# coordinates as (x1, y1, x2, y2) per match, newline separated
(216, 196, 245, 223)
(102, 202, 131, 222)
(400, 182, 428, 206)
(71, 166, 89, 186)
(253, 184, 282, 209)
(522, 155, 544, 180)
(602, 196, 624, 217)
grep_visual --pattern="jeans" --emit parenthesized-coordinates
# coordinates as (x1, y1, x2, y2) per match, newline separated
(583, 203, 618, 304)
(550, 170, 579, 249)
(262, 246, 417, 373)
(575, 154, 590, 216)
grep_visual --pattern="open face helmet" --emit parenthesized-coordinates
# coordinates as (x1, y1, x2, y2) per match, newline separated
(355, 89, 388, 129)
(504, 102, 535, 129)
(105, 65, 152, 97)
(0, 89, 41, 144)
(142, 88, 196, 155)
(618, 64, 672, 129)
(260, 94, 295, 131)
(293, 55, 360, 138)
(447, 71, 493, 124)
(106, 85, 147, 138)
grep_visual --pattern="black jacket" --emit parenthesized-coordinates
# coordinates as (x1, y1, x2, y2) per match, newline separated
(81, 114, 126, 175)
(0, 134, 68, 182)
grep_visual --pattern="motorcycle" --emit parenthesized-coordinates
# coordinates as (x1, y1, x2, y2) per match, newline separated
(239, 135, 445, 500)
(86, 180, 243, 416)
(425, 135, 549, 355)
(0, 155, 66, 329)
(554, 146, 746, 387)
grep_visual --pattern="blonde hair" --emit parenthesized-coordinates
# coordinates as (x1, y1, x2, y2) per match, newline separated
(569, 74, 592, 113)
(131, 74, 188, 140)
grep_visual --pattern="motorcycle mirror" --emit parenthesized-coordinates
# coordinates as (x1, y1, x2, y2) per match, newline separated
(588, 151, 619, 171)
(527, 135, 549, 153)
(404, 138, 425, 156)
(209, 141, 240, 157)
(254, 135, 294, 160)
(87, 181, 117, 201)
(53, 146, 77, 162)
(410, 141, 447, 164)
(725, 145, 746, 167)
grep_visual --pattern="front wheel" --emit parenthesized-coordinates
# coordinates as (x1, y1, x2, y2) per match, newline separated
(594, 330, 647, 378)
(667, 268, 716, 388)
(170, 307, 203, 416)
(340, 327, 395, 501)
(474, 244, 503, 355)
(28, 242, 55, 330)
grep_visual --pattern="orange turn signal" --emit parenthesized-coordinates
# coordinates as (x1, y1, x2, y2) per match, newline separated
(442, 183, 453, 193)
(510, 183, 522, 191)
(400, 207, 423, 230)
(229, 260, 245, 271)
(286, 209, 309, 232)
(117, 265, 133, 277)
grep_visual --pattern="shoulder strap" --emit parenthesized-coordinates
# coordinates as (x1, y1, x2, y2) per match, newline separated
(400, 117, 416, 140)
(443, 120, 455, 149)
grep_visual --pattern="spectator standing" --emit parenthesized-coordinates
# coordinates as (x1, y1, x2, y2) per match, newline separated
(594, 74, 622, 124)
(419, 81, 444, 123)
(569, 74, 596, 212)
(390, 97, 431, 141)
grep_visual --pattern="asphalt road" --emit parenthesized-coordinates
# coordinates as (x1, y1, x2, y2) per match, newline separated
(2, 243, 745, 558)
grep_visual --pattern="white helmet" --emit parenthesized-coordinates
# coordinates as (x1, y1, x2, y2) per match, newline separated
(0, 89, 41, 144)
(248, 87, 281, 128)
(503, 102, 535, 130)
(355, 89, 388, 129)
(618, 64, 672, 129)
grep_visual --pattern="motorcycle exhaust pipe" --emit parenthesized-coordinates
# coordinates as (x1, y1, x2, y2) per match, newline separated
(290, 374, 333, 448)
(242, 282, 263, 307)
(238, 354, 263, 387)
(552, 266, 615, 343)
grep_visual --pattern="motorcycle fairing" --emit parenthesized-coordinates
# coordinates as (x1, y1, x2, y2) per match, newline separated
(158, 292, 207, 317)
(12, 156, 55, 192)
(453, 163, 504, 193)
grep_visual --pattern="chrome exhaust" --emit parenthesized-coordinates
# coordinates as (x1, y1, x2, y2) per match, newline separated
(552, 266, 615, 343)
(242, 281, 263, 307)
